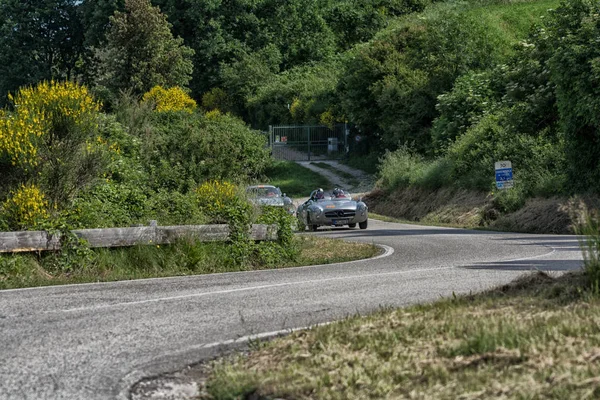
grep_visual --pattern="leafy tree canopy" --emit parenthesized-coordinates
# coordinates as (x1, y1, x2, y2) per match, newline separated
(98, 0, 194, 96)
(0, 0, 84, 106)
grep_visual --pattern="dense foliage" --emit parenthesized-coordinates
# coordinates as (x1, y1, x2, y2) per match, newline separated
(98, 0, 194, 97)
(0, 81, 270, 232)
(377, 0, 600, 208)
(1, 0, 600, 237)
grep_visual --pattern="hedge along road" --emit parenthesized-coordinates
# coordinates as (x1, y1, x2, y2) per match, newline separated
(0, 219, 584, 400)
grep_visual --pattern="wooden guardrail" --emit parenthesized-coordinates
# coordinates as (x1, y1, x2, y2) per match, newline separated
(0, 222, 278, 253)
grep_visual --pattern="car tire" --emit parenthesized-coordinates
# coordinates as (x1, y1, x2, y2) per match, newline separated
(311, 224, 318, 232)
(359, 220, 368, 230)
(348, 223, 357, 228)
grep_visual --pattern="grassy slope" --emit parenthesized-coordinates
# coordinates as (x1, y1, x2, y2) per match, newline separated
(366, 0, 565, 233)
(203, 272, 600, 399)
(265, 160, 332, 198)
(465, 0, 561, 56)
(0, 236, 379, 290)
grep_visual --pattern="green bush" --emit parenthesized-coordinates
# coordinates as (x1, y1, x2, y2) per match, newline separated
(431, 70, 500, 148)
(578, 211, 600, 291)
(378, 147, 453, 191)
(338, 3, 508, 153)
(142, 111, 270, 191)
(0, 255, 41, 289)
(254, 206, 299, 266)
(247, 59, 343, 128)
(546, 0, 600, 192)
(446, 111, 566, 193)
(72, 181, 149, 228)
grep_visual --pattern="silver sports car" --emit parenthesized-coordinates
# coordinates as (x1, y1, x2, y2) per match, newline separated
(246, 185, 295, 215)
(297, 188, 368, 231)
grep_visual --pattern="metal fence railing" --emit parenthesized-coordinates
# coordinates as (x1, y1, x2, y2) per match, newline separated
(269, 124, 348, 161)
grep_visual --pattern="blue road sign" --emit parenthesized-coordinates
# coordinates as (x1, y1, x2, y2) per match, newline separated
(495, 161, 513, 189)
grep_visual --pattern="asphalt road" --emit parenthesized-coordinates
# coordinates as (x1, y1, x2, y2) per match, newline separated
(0, 219, 584, 400)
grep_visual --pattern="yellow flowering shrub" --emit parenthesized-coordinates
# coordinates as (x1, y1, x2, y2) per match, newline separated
(289, 97, 303, 121)
(319, 109, 335, 129)
(2, 184, 49, 230)
(0, 80, 100, 167)
(204, 109, 222, 120)
(143, 86, 197, 113)
(195, 180, 238, 218)
(196, 180, 254, 264)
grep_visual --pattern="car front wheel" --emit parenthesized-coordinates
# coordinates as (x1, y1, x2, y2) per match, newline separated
(359, 220, 368, 230)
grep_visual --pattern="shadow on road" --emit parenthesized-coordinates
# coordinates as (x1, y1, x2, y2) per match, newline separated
(463, 259, 582, 272)
(311, 227, 499, 238)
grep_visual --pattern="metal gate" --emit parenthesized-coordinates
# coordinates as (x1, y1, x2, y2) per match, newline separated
(269, 124, 348, 161)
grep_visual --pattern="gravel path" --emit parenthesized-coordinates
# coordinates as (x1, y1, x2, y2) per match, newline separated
(297, 161, 375, 194)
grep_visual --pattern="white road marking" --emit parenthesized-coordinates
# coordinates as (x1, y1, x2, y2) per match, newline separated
(0, 243, 394, 293)
(59, 244, 560, 314)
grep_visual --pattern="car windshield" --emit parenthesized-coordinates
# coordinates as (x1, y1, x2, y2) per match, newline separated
(329, 190, 352, 200)
(313, 189, 351, 201)
(248, 187, 280, 197)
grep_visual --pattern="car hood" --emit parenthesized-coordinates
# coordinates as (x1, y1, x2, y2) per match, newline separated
(316, 200, 357, 210)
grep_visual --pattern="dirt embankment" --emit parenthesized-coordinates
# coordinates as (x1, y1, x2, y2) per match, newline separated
(365, 187, 600, 234)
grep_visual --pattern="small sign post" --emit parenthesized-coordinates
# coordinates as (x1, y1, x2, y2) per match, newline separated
(495, 161, 514, 190)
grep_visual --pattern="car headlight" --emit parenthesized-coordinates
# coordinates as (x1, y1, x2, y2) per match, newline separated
(309, 206, 322, 217)
(357, 203, 367, 215)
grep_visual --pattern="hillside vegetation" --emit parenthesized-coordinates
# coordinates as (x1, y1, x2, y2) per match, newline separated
(1, 0, 599, 245)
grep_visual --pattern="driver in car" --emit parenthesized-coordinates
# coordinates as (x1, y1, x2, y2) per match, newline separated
(332, 188, 346, 198)
(313, 188, 325, 200)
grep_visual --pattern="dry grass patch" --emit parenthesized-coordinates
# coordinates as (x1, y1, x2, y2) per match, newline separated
(365, 187, 488, 227)
(365, 187, 600, 234)
(201, 272, 600, 400)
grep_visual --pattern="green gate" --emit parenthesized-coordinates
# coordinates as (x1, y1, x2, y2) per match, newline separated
(269, 124, 348, 161)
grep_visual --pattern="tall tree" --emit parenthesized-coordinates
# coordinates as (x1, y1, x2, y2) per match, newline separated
(0, 0, 85, 105)
(98, 0, 194, 96)
(81, 0, 124, 47)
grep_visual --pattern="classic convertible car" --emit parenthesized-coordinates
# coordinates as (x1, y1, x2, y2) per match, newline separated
(246, 185, 295, 214)
(296, 188, 368, 231)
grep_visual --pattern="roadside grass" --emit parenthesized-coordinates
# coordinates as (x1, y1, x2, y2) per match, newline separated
(310, 162, 360, 188)
(265, 160, 331, 198)
(370, 212, 507, 232)
(370, 212, 477, 229)
(464, 0, 561, 59)
(201, 271, 600, 400)
(0, 236, 379, 290)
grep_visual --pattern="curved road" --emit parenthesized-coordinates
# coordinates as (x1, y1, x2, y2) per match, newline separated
(0, 220, 584, 399)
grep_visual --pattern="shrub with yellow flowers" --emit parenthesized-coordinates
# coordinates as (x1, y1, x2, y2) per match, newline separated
(0, 80, 107, 210)
(1, 184, 49, 230)
(142, 86, 197, 113)
(196, 180, 254, 265)
(195, 180, 239, 221)
(0, 81, 100, 168)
